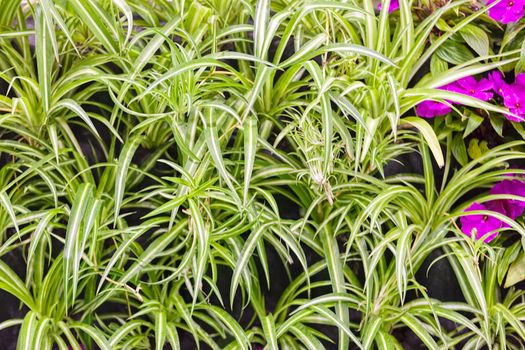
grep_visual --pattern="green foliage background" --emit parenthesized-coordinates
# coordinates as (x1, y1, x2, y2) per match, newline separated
(0, 0, 525, 348)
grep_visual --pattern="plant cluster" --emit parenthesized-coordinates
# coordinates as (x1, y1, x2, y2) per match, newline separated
(1, 0, 525, 349)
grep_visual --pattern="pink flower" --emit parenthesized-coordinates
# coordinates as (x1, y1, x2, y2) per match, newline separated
(460, 178, 525, 243)
(490, 179, 525, 219)
(487, 0, 525, 24)
(460, 202, 504, 243)
(448, 76, 494, 101)
(503, 85, 525, 121)
(378, 0, 400, 12)
(489, 70, 509, 97)
(416, 99, 452, 118)
(416, 76, 493, 118)
(490, 71, 525, 122)
(515, 73, 525, 86)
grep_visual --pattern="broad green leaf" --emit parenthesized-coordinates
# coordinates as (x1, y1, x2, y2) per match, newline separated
(460, 25, 489, 57)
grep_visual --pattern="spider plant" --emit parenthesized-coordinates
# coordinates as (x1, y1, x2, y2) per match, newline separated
(1, 0, 525, 349)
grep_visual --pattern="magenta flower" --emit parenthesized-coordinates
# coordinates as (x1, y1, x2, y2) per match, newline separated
(416, 99, 452, 118)
(490, 179, 525, 219)
(460, 178, 525, 243)
(416, 76, 493, 118)
(378, 0, 400, 13)
(503, 85, 525, 121)
(489, 70, 509, 97)
(487, 0, 525, 24)
(502, 74, 525, 121)
(515, 73, 525, 86)
(460, 202, 504, 243)
(448, 76, 494, 101)
(489, 71, 525, 122)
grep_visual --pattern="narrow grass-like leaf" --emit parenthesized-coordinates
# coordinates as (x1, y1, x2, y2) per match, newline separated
(114, 136, 141, 224)
(68, 0, 119, 53)
(188, 198, 209, 309)
(289, 324, 326, 350)
(243, 115, 258, 206)
(35, 6, 53, 114)
(69, 323, 111, 350)
(400, 117, 444, 167)
(17, 311, 39, 350)
(320, 228, 353, 350)
(0, 260, 35, 310)
(204, 124, 242, 209)
(230, 222, 271, 306)
(253, 0, 270, 58)
(400, 314, 438, 350)
(261, 313, 279, 350)
(63, 183, 93, 311)
(0, 190, 19, 234)
(201, 305, 250, 350)
(155, 309, 167, 350)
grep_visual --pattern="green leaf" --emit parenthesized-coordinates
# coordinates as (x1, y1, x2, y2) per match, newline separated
(35, 5, 54, 114)
(243, 116, 258, 206)
(63, 183, 94, 310)
(230, 223, 271, 306)
(451, 133, 468, 166)
(204, 123, 242, 209)
(430, 54, 448, 77)
(436, 40, 475, 65)
(467, 139, 489, 161)
(489, 114, 504, 137)
(463, 111, 484, 138)
(499, 242, 521, 285)
(400, 117, 444, 167)
(114, 137, 141, 224)
(68, 0, 119, 53)
(155, 310, 168, 350)
(17, 311, 39, 350)
(505, 253, 525, 288)
(0, 260, 35, 310)
(261, 314, 279, 350)
(201, 305, 250, 350)
(69, 323, 111, 350)
(460, 25, 489, 57)
(0, 190, 19, 234)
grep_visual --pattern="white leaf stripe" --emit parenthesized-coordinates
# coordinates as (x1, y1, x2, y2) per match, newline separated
(63, 183, 93, 311)
(0, 190, 19, 234)
(114, 137, 141, 224)
(243, 116, 258, 206)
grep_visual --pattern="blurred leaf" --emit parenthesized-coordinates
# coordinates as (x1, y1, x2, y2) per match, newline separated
(400, 117, 444, 167)
(436, 40, 475, 65)
(505, 253, 525, 288)
(460, 25, 489, 57)
(463, 111, 484, 138)
(0, 260, 35, 310)
(467, 139, 489, 161)
(451, 133, 468, 166)
(499, 242, 521, 285)
(489, 114, 504, 137)
(430, 54, 448, 77)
